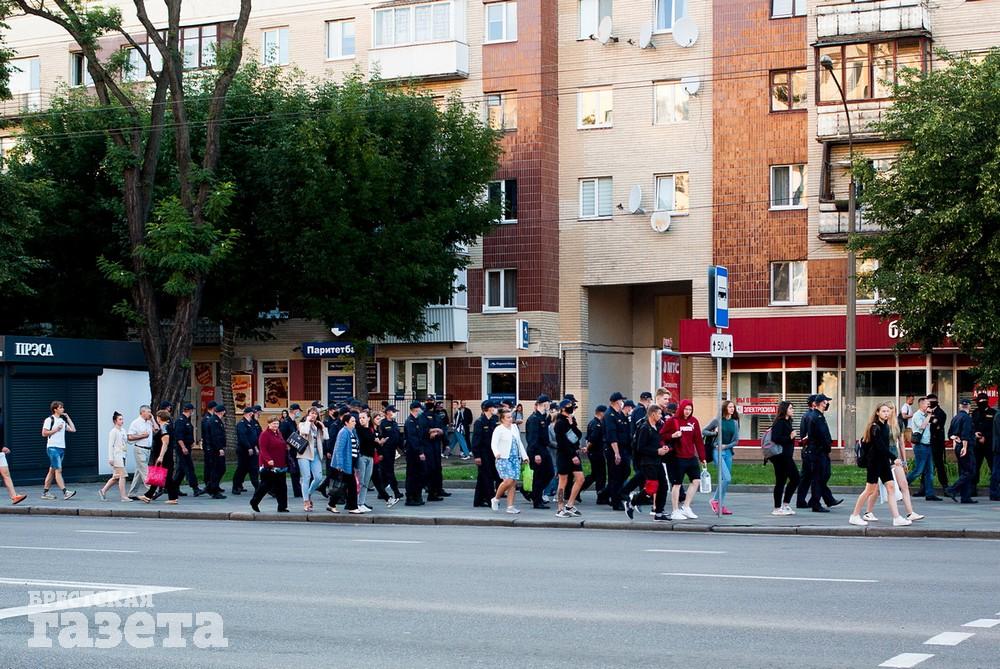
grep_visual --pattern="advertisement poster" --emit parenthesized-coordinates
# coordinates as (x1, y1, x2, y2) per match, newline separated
(735, 398, 780, 416)
(264, 376, 289, 409)
(657, 350, 681, 398)
(232, 374, 252, 413)
(194, 362, 215, 387)
(199, 386, 217, 414)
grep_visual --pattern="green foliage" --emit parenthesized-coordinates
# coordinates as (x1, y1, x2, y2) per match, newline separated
(0, 167, 44, 295)
(852, 49, 1000, 384)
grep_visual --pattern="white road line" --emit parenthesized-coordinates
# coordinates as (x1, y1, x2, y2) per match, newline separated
(924, 632, 975, 646)
(879, 653, 935, 668)
(646, 549, 727, 555)
(351, 539, 424, 544)
(662, 572, 877, 583)
(962, 619, 1000, 628)
(0, 545, 137, 554)
(75, 530, 137, 535)
(0, 578, 187, 620)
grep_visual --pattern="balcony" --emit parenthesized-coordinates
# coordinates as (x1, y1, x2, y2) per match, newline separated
(818, 206, 882, 242)
(368, 41, 469, 82)
(817, 100, 890, 140)
(816, 0, 931, 41)
(0, 91, 42, 117)
(375, 305, 469, 344)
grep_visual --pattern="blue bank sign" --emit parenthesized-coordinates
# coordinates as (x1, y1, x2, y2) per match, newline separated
(302, 342, 356, 358)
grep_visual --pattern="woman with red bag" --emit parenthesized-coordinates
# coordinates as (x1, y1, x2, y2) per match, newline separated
(139, 410, 179, 504)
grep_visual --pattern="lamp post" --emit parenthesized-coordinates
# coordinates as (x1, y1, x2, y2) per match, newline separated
(820, 54, 857, 457)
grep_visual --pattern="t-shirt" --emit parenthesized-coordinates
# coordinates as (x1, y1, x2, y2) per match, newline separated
(901, 403, 914, 425)
(44, 415, 67, 449)
(128, 416, 154, 449)
(911, 410, 931, 445)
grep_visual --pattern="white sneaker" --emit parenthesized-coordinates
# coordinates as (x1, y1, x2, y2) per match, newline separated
(892, 516, 912, 526)
(505, 506, 521, 514)
(542, 495, 552, 503)
(848, 514, 868, 526)
(386, 497, 400, 508)
(348, 508, 365, 514)
(782, 504, 796, 515)
(862, 512, 878, 522)
(906, 512, 925, 521)
(490, 498, 500, 512)
(681, 505, 698, 519)
(669, 510, 687, 521)
(771, 508, 786, 516)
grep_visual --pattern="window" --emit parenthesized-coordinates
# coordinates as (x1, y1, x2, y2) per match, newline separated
(771, 0, 805, 18)
(184, 25, 218, 69)
(262, 28, 289, 66)
(485, 269, 517, 311)
(9, 56, 40, 107)
(578, 0, 612, 39)
(770, 164, 807, 209)
(655, 173, 689, 215)
(577, 88, 613, 128)
(770, 69, 808, 111)
(485, 92, 517, 130)
(579, 177, 613, 218)
(327, 19, 356, 59)
(260, 360, 290, 409)
(70, 52, 93, 87)
(654, 0, 686, 32)
(375, 2, 452, 47)
(484, 358, 518, 403)
(485, 2, 517, 43)
(770, 261, 808, 305)
(856, 258, 879, 302)
(654, 81, 689, 123)
(488, 179, 518, 223)
(819, 39, 925, 102)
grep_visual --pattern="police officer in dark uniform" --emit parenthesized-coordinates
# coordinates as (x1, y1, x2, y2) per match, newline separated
(926, 393, 949, 493)
(173, 403, 203, 496)
(805, 394, 841, 512)
(795, 395, 818, 508)
(945, 399, 978, 503)
(970, 392, 995, 496)
(525, 395, 553, 509)
(204, 404, 228, 499)
(603, 392, 631, 511)
(582, 404, 607, 504)
(377, 406, 403, 504)
(200, 401, 217, 493)
(421, 398, 447, 501)
(233, 407, 260, 494)
(471, 400, 499, 507)
(279, 403, 303, 498)
(403, 401, 427, 505)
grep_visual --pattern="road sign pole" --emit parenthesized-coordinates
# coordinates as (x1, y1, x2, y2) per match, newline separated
(715, 328, 723, 518)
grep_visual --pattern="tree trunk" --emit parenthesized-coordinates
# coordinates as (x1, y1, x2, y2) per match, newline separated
(218, 319, 237, 449)
(354, 339, 370, 406)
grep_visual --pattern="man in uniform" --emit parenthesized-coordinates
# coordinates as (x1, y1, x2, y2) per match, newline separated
(926, 393, 950, 493)
(603, 392, 631, 511)
(403, 401, 427, 506)
(471, 400, 499, 507)
(945, 399, 978, 503)
(805, 394, 841, 512)
(970, 392, 995, 496)
(279, 403, 302, 498)
(233, 407, 260, 494)
(991, 407, 1000, 501)
(582, 404, 607, 504)
(204, 403, 228, 499)
(526, 395, 553, 509)
(200, 401, 218, 494)
(173, 403, 203, 496)
(795, 396, 818, 509)
(422, 398, 447, 501)
(377, 406, 403, 505)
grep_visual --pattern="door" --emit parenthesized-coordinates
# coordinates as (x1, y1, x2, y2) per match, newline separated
(405, 360, 435, 399)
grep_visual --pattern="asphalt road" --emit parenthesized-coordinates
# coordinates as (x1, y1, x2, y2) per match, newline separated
(0, 516, 997, 669)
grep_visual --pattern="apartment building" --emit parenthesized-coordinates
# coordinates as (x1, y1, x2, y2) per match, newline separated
(684, 0, 1000, 446)
(2, 0, 560, 411)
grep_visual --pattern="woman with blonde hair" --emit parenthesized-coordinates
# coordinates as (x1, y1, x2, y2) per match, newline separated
(849, 403, 911, 527)
(861, 402, 924, 522)
(490, 408, 529, 514)
(297, 407, 328, 512)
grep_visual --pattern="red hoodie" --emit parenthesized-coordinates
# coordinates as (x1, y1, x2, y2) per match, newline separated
(674, 400, 705, 461)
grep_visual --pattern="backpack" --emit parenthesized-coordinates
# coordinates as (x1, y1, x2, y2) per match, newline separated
(761, 428, 782, 459)
(854, 439, 870, 468)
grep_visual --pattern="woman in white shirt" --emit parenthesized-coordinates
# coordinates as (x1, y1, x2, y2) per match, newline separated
(99, 412, 131, 502)
(297, 408, 328, 512)
(490, 409, 529, 514)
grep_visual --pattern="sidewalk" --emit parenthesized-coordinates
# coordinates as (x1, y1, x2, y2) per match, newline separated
(2, 483, 999, 539)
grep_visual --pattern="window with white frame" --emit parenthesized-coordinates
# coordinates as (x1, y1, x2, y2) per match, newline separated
(578, 0, 612, 39)
(260, 360, 290, 409)
(577, 88, 613, 128)
(488, 179, 518, 223)
(654, 81, 689, 123)
(654, 0, 686, 32)
(9, 56, 40, 108)
(579, 177, 613, 218)
(69, 52, 93, 87)
(771, 0, 806, 19)
(485, 2, 517, 43)
(856, 258, 879, 302)
(262, 27, 289, 66)
(375, 1, 452, 47)
(770, 164, 807, 209)
(770, 261, 808, 305)
(655, 173, 689, 214)
(485, 269, 517, 311)
(327, 19, 356, 59)
(485, 92, 517, 130)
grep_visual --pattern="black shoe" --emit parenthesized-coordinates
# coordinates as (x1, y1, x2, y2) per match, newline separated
(211, 493, 227, 500)
(128, 495, 140, 501)
(427, 496, 444, 502)
(151, 491, 163, 500)
(277, 508, 289, 513)
(405, 500, 425, 506)
(612, 504, 625, 512)
(653, 513, 670, 521)
(178, 491, 188, 497)
(250, 501, 260, 512)
(533, 503, 551, 509)
(960, 499, 978, 504)
(474, 502, 491, 508)
(624, 500, 635, 520)
(795, 503, 810, 509)
(828, 498, 844, 507)
(438, 491, 452, 497)
(944, 489, 958, 502)
(811, 506, 830, 513)
(925, 495, 944, 501)
(193, 488, 206, 497)
(520, 490, 532, 502)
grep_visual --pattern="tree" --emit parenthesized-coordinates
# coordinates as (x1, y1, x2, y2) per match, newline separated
(278, 78, 502, 402)
(852, 49, 1000, 383)
(0, 159, 42, 297)
(0, 0, 252, 408)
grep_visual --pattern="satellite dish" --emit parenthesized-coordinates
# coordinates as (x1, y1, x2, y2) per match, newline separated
(628, 185, 645, 215)
(597, 16, 618, 45)
(638, 21, 655, 49)
(672, 17, 699, 48)
(681, 75, 701, 96)
(650, 211, 671, 233)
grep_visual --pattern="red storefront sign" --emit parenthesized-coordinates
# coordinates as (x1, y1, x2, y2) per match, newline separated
(199, 385, 217, 414)
(736, 399, 779, 416)
(656, 350, 681, 397)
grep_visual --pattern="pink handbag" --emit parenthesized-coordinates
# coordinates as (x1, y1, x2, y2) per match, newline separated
(147, 465, 167, 487)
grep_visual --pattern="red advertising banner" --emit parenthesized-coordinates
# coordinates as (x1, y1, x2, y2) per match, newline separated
(199, 385, 217, 414)
(658, 350, 681, 398)
(735, 398, 779, 416)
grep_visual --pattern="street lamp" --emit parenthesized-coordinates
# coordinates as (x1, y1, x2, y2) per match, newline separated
(820, 54, 858, 457)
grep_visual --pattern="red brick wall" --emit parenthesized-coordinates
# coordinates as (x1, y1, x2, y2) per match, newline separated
(713, 2, 808, 308)
(519, 356, 561, 400)
(809, 258, 848, 305)
(445, 356, 482, 401)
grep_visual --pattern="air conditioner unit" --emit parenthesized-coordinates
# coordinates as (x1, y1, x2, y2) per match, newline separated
(233, 356, 254, 372)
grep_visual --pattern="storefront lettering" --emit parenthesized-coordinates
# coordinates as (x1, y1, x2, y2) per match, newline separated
(887, 320, 904, 340)
(15, 342, 54, 357)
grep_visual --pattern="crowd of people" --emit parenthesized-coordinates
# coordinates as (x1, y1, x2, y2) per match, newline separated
(2, 390, 998, 523)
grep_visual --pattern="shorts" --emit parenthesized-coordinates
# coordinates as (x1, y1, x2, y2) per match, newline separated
(112, 466, 126, 478)
(866, 457, 893, 485)
(667, 456, 700, 486)
(556, 454, 583, 476)
(47, 447, 65, 470)
(0, 452, 7, 468)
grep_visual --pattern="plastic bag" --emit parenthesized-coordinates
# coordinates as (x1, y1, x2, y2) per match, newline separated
(699, 468, 712, 494)
(521, 462, 533, 492)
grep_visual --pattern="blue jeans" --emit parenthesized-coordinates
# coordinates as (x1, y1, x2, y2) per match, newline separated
(544, 447, 559, 497)
(356, 456, 374, 507)
(299, 454, 324, 502)
(448, 432, 471, 457)
(906, 443, 935, 497)
(712, 449, 733, 505)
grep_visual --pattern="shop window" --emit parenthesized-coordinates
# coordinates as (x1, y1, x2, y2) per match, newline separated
(854, 370, 895, 441)
(957, 369, 978, 405)
(817, 370, 840, 444)
(732, 371, 782, 441)
(931, 368, 955, 417)
(260, 360, 290, 409)
(899, 369, 928, 402)
(484, 358, 518, 404)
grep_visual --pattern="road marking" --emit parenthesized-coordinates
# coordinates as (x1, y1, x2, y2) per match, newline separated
(879, 653, 935, 668)
(75, 530, 137, 535)
(661, 572, 877, 583)
(923, 632, 974, 646)
(351, 539, 424, 544)
(0, 577, 187, 621)
(963, 618, 1000, 629)
(645, 549, 727, 555)
(0, 545, 137, 554)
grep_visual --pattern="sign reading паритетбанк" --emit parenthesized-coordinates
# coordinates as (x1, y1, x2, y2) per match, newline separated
(302, 342, 356, 358)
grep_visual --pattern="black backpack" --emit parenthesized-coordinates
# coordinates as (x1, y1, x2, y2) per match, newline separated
(854, 439, 870, 468)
